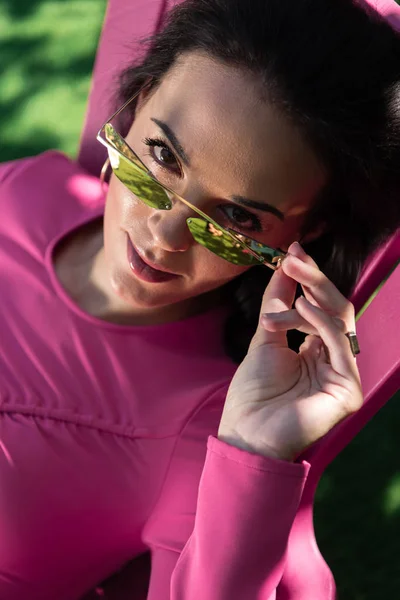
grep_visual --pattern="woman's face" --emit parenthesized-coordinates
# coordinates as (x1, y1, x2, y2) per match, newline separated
(103, 52, 326, 312)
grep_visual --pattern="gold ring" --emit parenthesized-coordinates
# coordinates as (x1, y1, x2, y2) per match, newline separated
(345, 331, 360, 356)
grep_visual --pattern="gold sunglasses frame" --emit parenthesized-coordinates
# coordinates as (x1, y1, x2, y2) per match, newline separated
(96, 84, 286, 271)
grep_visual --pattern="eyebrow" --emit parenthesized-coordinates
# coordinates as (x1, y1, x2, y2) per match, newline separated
(232, 196, 285, 221)
(151, 117, 285, 221)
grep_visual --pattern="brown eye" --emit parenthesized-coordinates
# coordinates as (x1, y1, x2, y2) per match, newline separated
(220, 204, 261, 232)
(231, 206, 252, 224)
(143, 137, 181, 176)
(154, 145, 176, 167)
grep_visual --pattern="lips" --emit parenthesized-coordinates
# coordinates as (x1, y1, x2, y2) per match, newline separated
(126, 236, 179, 283)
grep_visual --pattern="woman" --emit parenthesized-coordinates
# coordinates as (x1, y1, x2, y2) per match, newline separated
(0, 0, 399, 598)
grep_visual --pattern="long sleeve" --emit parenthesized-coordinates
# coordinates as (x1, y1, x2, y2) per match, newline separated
(0, 158, 27, 185)
(142, 390, 310, 600)
(0, 155, 41, 191)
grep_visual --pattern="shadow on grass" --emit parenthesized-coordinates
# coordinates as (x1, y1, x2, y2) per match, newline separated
(0, 1, 104, 161)
(315, 390, 400, 600)
(1, 0, 71, 19)
(0, 131, 62, 163)
(0, 34, 98, 108)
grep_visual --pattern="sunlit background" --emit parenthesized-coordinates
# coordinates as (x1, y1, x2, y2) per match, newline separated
(0, 0, 107, 162)
(1, 1, 399, 598)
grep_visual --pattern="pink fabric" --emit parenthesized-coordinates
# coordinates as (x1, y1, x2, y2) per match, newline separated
(362, 0, 400, 27)
(2, 2, 398, 598)
(0, 152, 309, 600)
(352, 230, 400, 312)
(277, 260, 400, 600)
(78, 0, 170, 176)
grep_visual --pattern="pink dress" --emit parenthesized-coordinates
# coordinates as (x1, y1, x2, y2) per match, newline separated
(0, 151, 309, 600)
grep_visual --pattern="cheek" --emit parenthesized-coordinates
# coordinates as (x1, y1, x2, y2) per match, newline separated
(105, 176, 148, 236)
(102, 177, 146, 275)
(104, 175, 123, 226)
(104, 175, 249, 297)
(190, 244, 249, 289)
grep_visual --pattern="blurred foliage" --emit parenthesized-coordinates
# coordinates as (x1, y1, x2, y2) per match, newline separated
(0, 0, 107, 161)
(0, 1, 399, 598)
(315, 389, 400, 600)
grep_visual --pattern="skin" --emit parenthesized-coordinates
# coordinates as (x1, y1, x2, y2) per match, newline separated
(54, 51, 363, 461)
(219, 241, 362, 461)
(55, 52, 327, 325)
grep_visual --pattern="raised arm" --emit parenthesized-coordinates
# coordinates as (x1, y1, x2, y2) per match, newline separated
(141, 388, 309, 600)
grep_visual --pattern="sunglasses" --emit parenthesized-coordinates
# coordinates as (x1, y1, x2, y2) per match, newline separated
(96, 86, 286, 270)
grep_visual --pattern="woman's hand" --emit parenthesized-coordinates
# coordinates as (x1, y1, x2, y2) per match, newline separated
(218, 242, 363, 462)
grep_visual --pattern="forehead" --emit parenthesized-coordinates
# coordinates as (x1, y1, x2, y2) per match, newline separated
(141, 52, 326, 213)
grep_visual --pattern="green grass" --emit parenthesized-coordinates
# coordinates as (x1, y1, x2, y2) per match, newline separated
(0, 0, 107, 161)
(1, 2, 399, 598)
(315, 389, 400, 600)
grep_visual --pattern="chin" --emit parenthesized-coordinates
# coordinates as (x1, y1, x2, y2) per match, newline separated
(109, 268, 188, 310)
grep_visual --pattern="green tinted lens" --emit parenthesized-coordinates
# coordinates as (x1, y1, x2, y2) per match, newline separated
(102, 125, 283, 267)
(105, 124, 171, 210)
(187, 218, 262, 266)
(228, 230, 285, 265)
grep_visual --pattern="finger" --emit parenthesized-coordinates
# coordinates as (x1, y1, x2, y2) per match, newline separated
(295, 296, 360, 378)
(261, 309, 346, 336)
(260, 263, 297, 316)
(288, 241, 318, 267)
(282, 253, 355, 326)
(251, 267, 297, 349)
(286, 242, 322, 308)
(299, 334, 325, 377)
(300, 333, 324, 355)
(261, 309, 319, 335)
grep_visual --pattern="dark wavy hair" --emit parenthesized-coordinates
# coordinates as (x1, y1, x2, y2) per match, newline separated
(113, 0, 400, 362)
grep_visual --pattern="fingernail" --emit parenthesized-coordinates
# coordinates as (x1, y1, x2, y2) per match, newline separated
(289, 241, 306, 257)
(297, 295, 310, 306)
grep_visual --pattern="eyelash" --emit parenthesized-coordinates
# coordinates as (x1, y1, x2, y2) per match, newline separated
(218, 206, 262, 233)
(142, 136, 263, 234)
(143, 136, 182, 176)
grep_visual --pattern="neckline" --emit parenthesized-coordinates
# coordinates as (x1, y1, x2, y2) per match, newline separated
(44, 206, 227, 335)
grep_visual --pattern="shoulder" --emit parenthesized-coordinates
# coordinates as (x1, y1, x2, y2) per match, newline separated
(0, 149, 105, 209)
(0, 151, 69, 186)
(0, 150, 105, 249)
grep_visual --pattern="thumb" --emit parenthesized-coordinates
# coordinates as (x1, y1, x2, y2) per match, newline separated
(250, 264, 297, 350)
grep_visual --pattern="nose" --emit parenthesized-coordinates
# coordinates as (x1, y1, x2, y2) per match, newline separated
(147, 194, 196, 253)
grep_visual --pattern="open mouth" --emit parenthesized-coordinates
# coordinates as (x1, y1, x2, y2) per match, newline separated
(126, 235, 179, 284)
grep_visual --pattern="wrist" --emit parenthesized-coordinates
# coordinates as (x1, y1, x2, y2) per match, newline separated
(217, 429, 294, 462)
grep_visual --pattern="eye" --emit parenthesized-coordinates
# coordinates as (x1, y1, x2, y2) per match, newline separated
(154, 145, 175, 166)
(219, 204, 262, 233)
(143, 137, 181, 175)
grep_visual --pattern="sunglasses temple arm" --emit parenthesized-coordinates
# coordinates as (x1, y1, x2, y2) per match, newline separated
(97, 86, 149, 135)
(176, 195, 284, 268)
(100, 157, 111, 193)
(97, 129, 283, 270)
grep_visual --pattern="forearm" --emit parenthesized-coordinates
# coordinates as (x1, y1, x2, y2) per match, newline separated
(170, 435, 309, 599)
